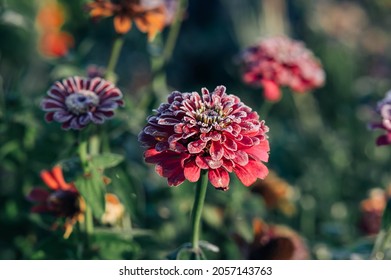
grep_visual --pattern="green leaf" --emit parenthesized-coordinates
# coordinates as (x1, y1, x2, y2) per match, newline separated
(94, 231, 140, 259)
(90, 153, 124, 169)
(75, 168, 106, 220)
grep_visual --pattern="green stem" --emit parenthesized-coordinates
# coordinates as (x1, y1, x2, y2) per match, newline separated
(105, 36, 125, 80)
(190, 171, 209, 255)
(78, 138, 89, 173)
(77, 133, 95, 239)
(162, 0, 188, 64)
(85, 204, 94, 235)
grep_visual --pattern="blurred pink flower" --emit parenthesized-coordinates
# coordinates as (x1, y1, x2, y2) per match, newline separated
(241, 36, 325, 102)
(138, 86, 270, 190)
(41, 76, 124, 130)
(370, 90, 391, 146)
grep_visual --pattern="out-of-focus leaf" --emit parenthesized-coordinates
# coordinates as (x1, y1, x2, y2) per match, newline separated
(90, 153, 124, 170)
(94, 231, 140, 259)
(75, 168, 106, 219)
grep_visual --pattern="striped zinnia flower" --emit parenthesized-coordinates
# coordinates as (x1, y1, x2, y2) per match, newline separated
(41, 76, 123, 130)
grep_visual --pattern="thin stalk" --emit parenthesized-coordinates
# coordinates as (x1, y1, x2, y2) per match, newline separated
(78, 138, 89, 173)
(190, 171, 209, 256)
(77, 133, 94, 239)
(161, 0, 189, 64)
(105, 36, 125, 80)
(85, 203, 94, 235)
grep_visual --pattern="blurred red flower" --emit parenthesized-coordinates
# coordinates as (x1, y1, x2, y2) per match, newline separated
(241, 36, 325, 102)
(27, 165, 85, 238)
(138, 86, 270, 190)
(38, 31, 74, 58)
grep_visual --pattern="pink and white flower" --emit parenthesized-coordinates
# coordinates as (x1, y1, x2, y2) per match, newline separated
(41, 76, 124, 130)
(138, 86, 270, 190)
(241, 36, 325, 102)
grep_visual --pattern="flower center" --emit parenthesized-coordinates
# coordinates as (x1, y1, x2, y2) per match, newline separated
(195, 106, 224, 125)
(65, 90, 99, 115)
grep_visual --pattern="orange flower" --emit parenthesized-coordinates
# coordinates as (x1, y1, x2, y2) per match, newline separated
(359, 188, 390, 235)
(234, 219, 309, 260)
(35, 2, 65, 31)
(35, 1, 74, 58)
(86, 0, 167, 40)
(101, 193, 125, 226)
(251, 171, 296, 216)
(38, 31, 74, 58)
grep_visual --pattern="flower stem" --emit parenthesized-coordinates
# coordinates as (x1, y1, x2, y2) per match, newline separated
(190, 171, 208, 257)
(85, 204, 94, 235)
(105, 36, 125, 80)
(77, 133, 94, 239)
(162, 0, 188, 64)
(78, 137, 89, 173)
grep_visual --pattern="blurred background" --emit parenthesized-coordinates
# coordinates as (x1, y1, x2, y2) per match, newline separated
(1, 0, 391, 260)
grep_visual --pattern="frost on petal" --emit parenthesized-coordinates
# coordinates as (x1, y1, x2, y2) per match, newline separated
(184, 160, 201, 182)
(138, 86, 270, 190)
(210, 141, 224, 160)
(188, 139, 207, 154)
(208, 168, 230, 190)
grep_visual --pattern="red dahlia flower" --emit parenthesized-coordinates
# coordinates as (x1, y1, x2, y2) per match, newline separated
(241, 36, 325, 102)
(138, 86, 270, 190)
(370, 90, 391, 146)
(41, 76, 124, 130)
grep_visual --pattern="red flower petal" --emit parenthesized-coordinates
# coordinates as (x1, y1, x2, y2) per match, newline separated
(244, 140, 270, 162)
(234, 160, 269, 186)
(40, 169, 59, 190)
(208, 168, 230, 190)
(188, 139, 207, 154)
(210, 141, 224, 160)
(184, 161, 201, 182)
(262, 80, 282, 102)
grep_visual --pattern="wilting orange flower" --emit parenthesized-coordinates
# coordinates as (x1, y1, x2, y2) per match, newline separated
(251, 171, 296, 216)
(234, 219, 309, 260)
(86, 0, 168, 40)
(101, 193, 125, 226)
(27, 165, 85, 238)
(359, 188, 391, 235)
